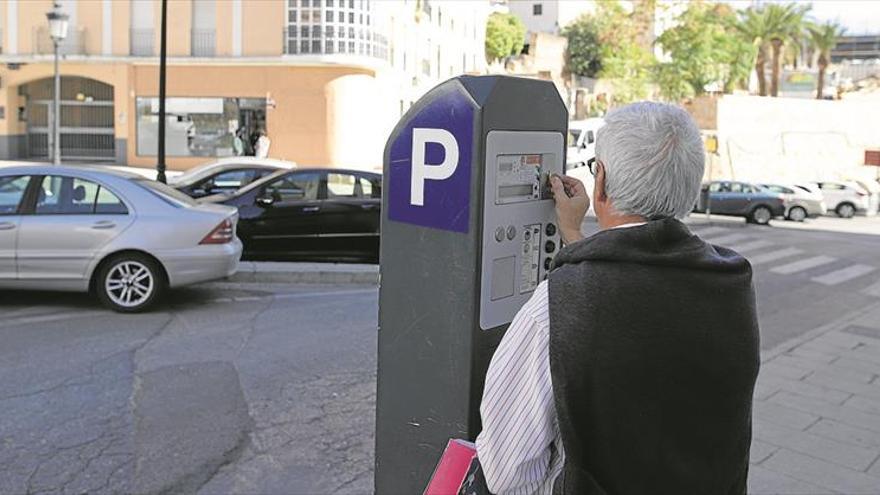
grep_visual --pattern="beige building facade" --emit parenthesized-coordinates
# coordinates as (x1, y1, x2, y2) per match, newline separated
(0, 0, 489, 171)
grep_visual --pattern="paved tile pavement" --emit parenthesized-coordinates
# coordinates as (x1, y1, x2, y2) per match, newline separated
(750, 301, 880, 494)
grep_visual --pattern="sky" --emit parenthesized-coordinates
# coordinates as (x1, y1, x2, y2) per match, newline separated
(722, 0, 880, 35)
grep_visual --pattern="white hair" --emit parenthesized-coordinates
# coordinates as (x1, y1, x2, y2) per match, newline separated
(595, 102, 705, 219)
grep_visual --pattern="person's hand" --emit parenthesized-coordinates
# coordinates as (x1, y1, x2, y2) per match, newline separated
(549, 174, 590, 244)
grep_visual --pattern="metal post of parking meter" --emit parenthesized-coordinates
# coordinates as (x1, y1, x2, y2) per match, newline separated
(375, 76, 568, 494)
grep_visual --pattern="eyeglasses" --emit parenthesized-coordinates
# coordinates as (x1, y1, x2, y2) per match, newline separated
(589, 159, 602, 177)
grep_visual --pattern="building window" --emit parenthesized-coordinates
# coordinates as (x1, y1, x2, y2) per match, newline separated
(533, 3, 542, 15)
(284, 0, 387, 59)
(136, 97, 266, 157)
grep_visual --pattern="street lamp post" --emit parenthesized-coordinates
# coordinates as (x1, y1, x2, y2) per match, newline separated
(46, 2, 69, 166)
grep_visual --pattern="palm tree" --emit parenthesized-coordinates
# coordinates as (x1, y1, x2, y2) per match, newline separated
(764, 3, 810, 97)
(736, 7, 769, 96)
(808, 21, 845, 99)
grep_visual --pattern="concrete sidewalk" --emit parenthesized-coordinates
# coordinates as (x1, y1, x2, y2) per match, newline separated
(229, 261, 378, 284)
(750, 301, 880, 494)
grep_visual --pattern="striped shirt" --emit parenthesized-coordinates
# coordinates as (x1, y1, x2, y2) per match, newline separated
(476, 222, 645, 494)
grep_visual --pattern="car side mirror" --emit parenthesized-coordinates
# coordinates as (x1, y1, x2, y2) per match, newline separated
(256, 193, 275, 207)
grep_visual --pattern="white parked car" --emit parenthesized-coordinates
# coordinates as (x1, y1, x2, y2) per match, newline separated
(566, 118, 605, 170)
(760, 183, 827, 221)
(0, 165, 242, 312)
(813, 180, 875, 218)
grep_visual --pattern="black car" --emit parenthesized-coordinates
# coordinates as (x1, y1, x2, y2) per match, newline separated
(203, 168, 381, 262)
(693, 180, 786, 225)
(170, 159, 294, 198)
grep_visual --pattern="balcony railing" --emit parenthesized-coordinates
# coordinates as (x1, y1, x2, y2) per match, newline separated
(191, 28, 216, 57)
(32, 26, 87, 55)
(130, 28, 154, 56)
(282, 27, 388, 60)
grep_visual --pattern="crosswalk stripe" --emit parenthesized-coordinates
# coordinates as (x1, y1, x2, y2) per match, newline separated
(748, 248, 803, 265)
(770, 255, 837, 275)
(692, 226, 729, 237)
(727, 239, 774, 253)
(863, 280, 880, 297)
(703, 233, 753, 245)
(811, 264, 877, 286)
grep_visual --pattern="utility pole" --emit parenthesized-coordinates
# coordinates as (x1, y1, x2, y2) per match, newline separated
(156, 0, 168, 183)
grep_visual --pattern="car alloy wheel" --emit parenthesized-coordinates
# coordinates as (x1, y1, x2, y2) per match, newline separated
(836, 203, 856, 219)
(788, 206, 807, 222)
(96, 254, 164, 313)
(751, 206, 772, 225)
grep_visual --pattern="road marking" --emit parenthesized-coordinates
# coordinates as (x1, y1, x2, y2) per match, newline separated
(702, 233, 753, 245)
(748, 248, 804, 265)
(811, 264, 876, 286)
(770, 255, 837, 275)
(726, 239, 774, 253)
(863, 280, 880, 297)
(692, 226, 730, 237)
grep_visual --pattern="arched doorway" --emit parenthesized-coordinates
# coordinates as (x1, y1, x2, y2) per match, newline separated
(20, 76, 115, 161)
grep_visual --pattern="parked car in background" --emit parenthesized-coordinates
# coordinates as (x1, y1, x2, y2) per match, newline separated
(0, 166, 242, 312)
(759, 182, 827, 221)
(203, 168, 382, 262)
(694, 180, 786, 225)
(851, 179, 880, 215)
(169, 157, 296, 198)
(566, 118, 605, 170)
(813, 180, 875, 218)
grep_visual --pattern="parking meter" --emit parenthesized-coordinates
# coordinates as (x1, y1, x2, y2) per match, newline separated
(375, 75, 568, 493)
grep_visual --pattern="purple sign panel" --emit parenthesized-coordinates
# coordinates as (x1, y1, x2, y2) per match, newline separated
(387, 88, 473, 233)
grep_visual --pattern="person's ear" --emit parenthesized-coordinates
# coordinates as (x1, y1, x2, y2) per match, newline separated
(595, 162, 608, 204)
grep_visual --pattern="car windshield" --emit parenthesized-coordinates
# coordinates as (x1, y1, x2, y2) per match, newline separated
(131, 178, 199, 207)
(567, 129, 582, 147)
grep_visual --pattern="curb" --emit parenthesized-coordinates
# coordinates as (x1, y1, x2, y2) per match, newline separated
(227, 261, 379, 285)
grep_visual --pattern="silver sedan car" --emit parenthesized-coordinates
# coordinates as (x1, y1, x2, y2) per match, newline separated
(0, 165, 242, 312)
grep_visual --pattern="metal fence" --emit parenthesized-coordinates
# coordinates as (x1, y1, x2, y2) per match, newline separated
(32, 26, 87, 55)
(130, 28, 154, 56)
(191, 29, 216, 57)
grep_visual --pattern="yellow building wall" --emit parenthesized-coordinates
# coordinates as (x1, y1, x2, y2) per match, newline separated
(127, 64, 379, 170)
(165, 0, 193, 57)
(17, 0, 55, 55)
(242, 0, 284, 56)
(215, 0, 232, 57)
(112, 0, 131, 56)
(78, 0, 104, 55)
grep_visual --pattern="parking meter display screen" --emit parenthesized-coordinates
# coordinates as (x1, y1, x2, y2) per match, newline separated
(495, 154, 552, 204)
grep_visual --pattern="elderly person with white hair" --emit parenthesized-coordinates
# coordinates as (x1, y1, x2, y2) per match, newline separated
(475, 102, 760, 495)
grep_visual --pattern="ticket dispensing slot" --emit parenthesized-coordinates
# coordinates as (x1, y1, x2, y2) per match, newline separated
(480, 131, 564, 330)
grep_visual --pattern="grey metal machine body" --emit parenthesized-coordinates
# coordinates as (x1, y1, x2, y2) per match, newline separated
(375, 75, 568, 493)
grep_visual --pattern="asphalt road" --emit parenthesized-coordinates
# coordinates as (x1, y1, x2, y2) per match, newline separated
(1, 214, 878, 494)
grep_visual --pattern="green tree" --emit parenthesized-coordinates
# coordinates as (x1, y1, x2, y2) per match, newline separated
(654, 3, 755, 100)
(763, 3, 810, 97)
(485, 13, 526, 63)
(590, 1, 654, 103)
(808, 21, 845, 99)
(561, 16, 602, 77)
(735, 7, 770, 96)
